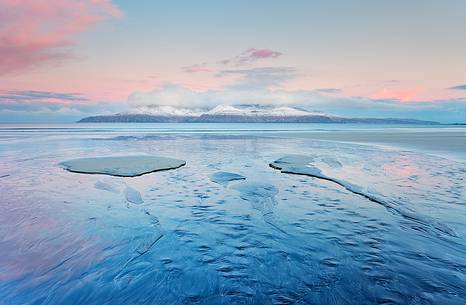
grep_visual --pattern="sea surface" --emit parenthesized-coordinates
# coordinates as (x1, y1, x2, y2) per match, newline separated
(1, 123, 465, 305)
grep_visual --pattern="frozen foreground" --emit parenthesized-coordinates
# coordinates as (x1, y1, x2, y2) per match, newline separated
(1, 124, 466, 305)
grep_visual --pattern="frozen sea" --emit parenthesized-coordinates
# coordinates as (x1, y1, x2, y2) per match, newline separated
(1, 123, 466, 305)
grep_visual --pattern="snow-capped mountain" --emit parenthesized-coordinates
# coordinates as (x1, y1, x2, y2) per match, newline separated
(121, 105, 322, 117)
(204, 105, 324, 117)
(123, 105, 205, 117)
(78, 104, 438, 124)
(122, 104, 327, 118)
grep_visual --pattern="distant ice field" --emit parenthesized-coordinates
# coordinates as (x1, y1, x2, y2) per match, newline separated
(0, 123, 465, 305)
(1, 123, 465, 161)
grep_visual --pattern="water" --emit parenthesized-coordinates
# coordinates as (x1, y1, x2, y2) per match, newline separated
(1, 123, 466, 304)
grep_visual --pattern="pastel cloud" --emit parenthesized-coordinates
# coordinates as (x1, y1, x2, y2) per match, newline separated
(0, 90, 87, 102)
(221, 48, 282, 66)
(314, 88, 342, 94)
(217, 67, 297, 89)
(0, 89, 124, 122)
(0, 0, 122, 75)
(182, 48, 284, 75)
(247, 48, 282, 59)
(0, 90, 88, 109)
(128, 84, 312, 109)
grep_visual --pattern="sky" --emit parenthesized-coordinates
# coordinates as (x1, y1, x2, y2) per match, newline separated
(0, 0, 465, 123)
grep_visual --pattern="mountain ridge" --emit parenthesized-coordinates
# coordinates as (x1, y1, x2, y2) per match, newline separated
(78, 104, 439, 124)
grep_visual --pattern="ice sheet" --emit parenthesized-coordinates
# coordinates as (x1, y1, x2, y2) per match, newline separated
(59, 155, 186, 177)
(1, 125, 466, 305)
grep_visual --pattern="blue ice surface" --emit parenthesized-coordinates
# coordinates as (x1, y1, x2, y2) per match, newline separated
(270, 155, 457, 237)
(1, 123, 466, 305)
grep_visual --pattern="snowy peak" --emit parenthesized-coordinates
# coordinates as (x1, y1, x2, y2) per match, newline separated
(205, 105, 318, 116)
(123, 105, 205, 117)
(125, 104, 326, 117)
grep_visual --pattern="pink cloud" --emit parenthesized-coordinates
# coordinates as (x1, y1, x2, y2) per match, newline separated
(0, 0, 122, 75)
(248, 48, 282, 59)
(43, 97, 74, 105)
(221, 48, 283, 66)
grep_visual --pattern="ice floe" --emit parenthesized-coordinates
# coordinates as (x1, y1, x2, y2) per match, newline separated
(94, 180, 121, 194)
(60, 155, 186, 177)
(124, 186, 144, 204)
(209, 171, 246, 185)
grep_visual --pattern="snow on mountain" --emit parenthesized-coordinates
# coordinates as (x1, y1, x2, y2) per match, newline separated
(78, 104, 440, 124)
(79, 104, 338, 123)
(124, 105, 205, 117)
(125, 104, 326, 117)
